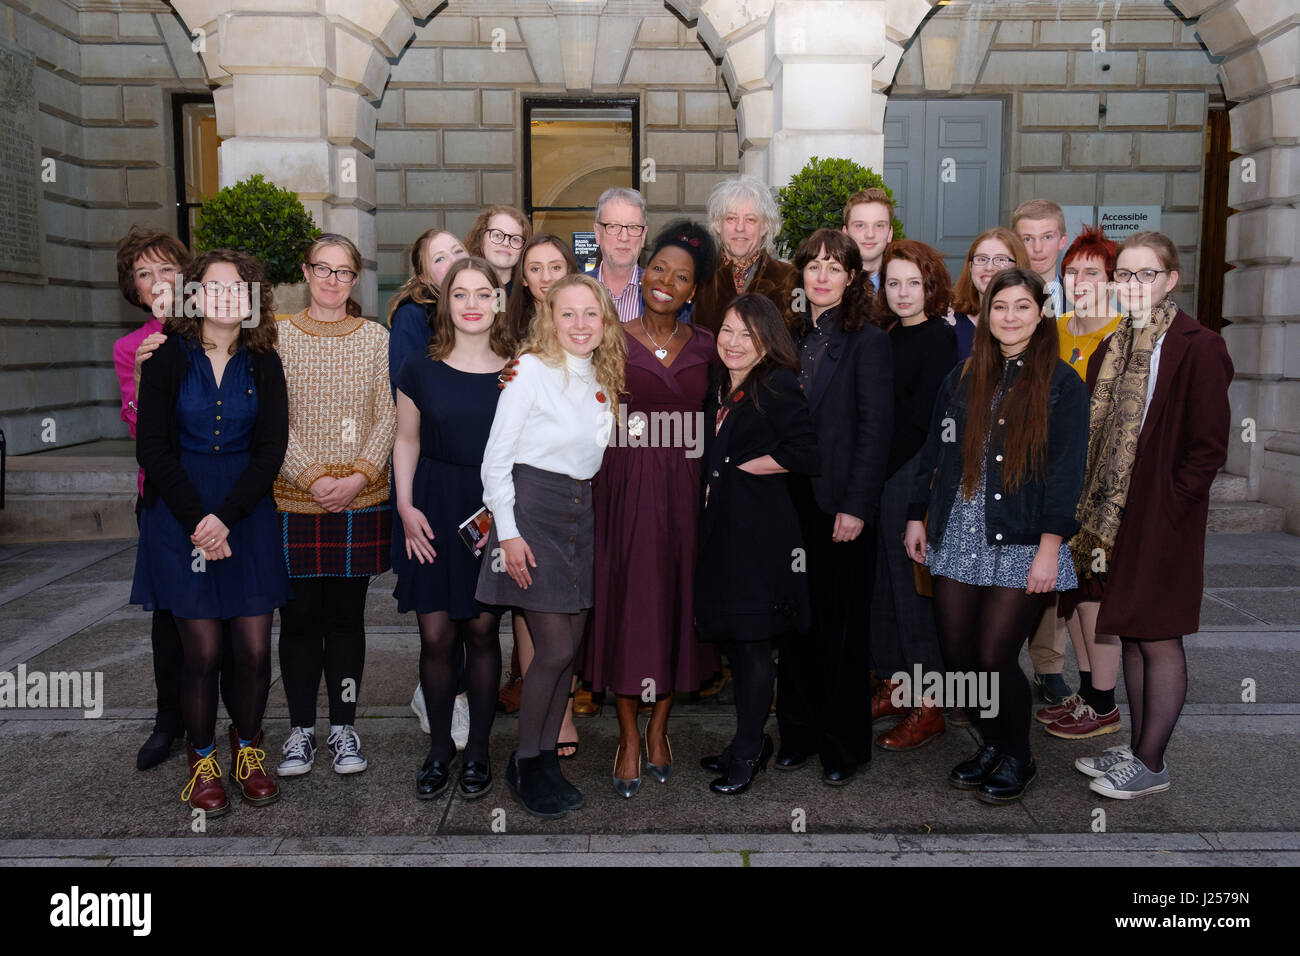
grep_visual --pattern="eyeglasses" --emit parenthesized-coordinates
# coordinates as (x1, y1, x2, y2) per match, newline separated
(486, 228, 526, 250)
(202, 280, 251, 296)
(596, 221, 646, 238)
(1113, 269, 1168, 284)
(971, 255, 1014, 268)
(308, 263, 358, 284)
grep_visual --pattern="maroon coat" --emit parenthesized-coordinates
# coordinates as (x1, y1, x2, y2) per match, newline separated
(691, 251, 798, 336)
(1084, 309, 1233, 639)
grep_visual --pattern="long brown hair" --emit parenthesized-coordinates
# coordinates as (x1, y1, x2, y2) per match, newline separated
(960, 268, 1059, 498)
(951, 227, 1030, 315)
(427, 257, 514, 362)
(169, 249, 278, 354)
(789, 228, 877, 335)
(385, 228, 460, 327)
(875, 239, 952, 322)
(504, 233, 579, 350)
(717, 293, 800, 409)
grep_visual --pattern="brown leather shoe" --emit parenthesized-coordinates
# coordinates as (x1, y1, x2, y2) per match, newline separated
(229, 728, 280, 806)
(497, 674, 522, 714)
(871, 679, 908, 721)
(877, 704, 946, 751)
(182, 742, 229, 817)
(573, 687, 599, 718)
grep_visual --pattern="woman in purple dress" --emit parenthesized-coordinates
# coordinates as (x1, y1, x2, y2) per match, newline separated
(580, 220, 722, 798)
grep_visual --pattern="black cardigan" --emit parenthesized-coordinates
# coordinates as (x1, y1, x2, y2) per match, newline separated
(907, 357, 1088, 546)
(136, 334, 289, 534)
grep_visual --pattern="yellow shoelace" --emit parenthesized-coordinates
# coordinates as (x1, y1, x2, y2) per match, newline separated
(235, 745, 268, 782)
(181, 752, 222, 802)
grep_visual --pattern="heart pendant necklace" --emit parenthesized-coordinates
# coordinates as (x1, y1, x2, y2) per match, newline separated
(641, 317, 677, 361)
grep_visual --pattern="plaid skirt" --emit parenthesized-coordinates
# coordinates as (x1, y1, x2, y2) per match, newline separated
(281, 504, 392, 578)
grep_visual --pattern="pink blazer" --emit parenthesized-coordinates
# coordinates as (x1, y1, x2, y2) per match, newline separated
(113, 316, 164, 497)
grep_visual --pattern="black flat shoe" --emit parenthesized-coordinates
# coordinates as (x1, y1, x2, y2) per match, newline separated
(949, 744, 1002, 791)
(459, 760, 492, 799)
(821, 764, 857, 786)
(710, 734, 773, 795)
(416, 757, 453, 799)
(775, 748, 809, 771)
(539, 750, 584, 810)
(977, 754, 1036, 804)
(136, 729, 176, 771)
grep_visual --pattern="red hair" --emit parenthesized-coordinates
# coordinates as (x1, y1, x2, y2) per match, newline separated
(875, 239, 952, 322)
(1061, 225, 1117, 275)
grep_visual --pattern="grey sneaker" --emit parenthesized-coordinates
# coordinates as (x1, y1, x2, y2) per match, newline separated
(1075, 744, 1133, 778)
(1089, 756, 1170, 799)
(277, 726, 316, 777)
(328, 725, 368, 774)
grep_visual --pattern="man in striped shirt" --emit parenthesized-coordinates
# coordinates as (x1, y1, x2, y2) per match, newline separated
(589, 186, 646, 323)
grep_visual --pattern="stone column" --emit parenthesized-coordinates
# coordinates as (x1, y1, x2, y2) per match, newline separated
(674, 0, 935, 186)
(1178, 0, 1300, 529)
(169, 0, 436, 317)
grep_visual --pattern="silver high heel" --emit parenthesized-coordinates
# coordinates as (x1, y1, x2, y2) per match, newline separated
(612, 742, 641, 798)
(645, 725, 673, 784)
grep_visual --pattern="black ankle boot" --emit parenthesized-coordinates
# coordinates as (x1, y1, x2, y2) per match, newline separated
(137, 728, 176, 771)
(539, 749, 584, 810)
(506, 752, 567, 819)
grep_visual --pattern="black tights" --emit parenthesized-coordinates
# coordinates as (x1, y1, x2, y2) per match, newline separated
(175, 614, 272, 750)
(723, 640, 776, 762)
(931, 577, 1049, 764)
(278, 576, 370, 727)
(517, 610, 586, 758)
(1122, 636, 1186, 772)
(419, 610, 501, 764)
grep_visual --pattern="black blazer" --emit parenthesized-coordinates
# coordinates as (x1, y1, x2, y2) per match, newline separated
(800, 308, 893, 523)
(907, 357, 1088, 546)
(695, 365, 820, 638)
(137, 334, 289, 533)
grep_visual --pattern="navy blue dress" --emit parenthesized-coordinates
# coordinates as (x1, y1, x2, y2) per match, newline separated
(391, 355, 502, 617)
(131, 341, 292, 619)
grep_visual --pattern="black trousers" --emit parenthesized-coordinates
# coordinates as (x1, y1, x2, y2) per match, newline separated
(137, 501, 233, 734)
(777, 481, 876, 770)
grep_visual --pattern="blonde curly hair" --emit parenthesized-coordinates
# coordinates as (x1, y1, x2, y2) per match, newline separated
(519, 273, 626, 404)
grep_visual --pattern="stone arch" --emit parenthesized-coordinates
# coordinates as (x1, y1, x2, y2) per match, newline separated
(163, 0, 440, 314)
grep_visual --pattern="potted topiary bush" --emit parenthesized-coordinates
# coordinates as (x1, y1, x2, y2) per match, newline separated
(193, 173, 321, 313)
(775, 156, 905, 258)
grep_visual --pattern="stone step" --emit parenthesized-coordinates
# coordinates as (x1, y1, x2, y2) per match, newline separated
(1210, 471, 1249, 502)
(1207, 500, 1286, 534)
(0, 455, 138, 542)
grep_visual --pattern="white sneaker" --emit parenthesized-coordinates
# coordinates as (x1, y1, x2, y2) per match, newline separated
(1089, 756, 1171, 799)
(411, 682, 430, 734)
(451, 693, 470, 752)
(1074, 744, 1133, 778)
(327, 725, 368, 774)
(277, 726, 316, 777)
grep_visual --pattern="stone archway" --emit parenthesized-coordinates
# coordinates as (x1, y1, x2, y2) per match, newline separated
(165, 0, 440, 315)
(667, 0, 938, 184)
(1165, 0, 1299, 525)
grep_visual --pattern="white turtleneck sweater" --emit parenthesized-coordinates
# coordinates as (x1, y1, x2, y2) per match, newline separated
(481, 351, 612, 540)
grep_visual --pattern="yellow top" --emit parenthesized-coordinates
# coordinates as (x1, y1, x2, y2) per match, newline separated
(1058, 311, 1121, 379)
(273, 309, 397, 513)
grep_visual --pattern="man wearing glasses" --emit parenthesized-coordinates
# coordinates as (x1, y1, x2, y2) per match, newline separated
(1013, 198, 1069, 319)
(590, 187, 648, 323)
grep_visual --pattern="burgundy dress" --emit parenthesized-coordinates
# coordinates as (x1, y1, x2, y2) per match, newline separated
(579, 327, 722, 695)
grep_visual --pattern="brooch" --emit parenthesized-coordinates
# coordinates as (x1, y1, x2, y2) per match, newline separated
(596, 391, 606, 403)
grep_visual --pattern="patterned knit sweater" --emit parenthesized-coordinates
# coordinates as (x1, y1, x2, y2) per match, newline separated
(274, 310, 397, 513)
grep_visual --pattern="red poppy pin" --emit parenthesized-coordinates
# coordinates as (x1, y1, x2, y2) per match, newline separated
(732, 390, 744, 403)
(596, 391, 606, 404)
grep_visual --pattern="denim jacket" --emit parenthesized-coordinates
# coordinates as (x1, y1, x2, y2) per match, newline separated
(907, 356, 1089, 547)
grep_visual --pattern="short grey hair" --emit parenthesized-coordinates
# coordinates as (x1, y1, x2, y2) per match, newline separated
(706, 174, 781, 255)
(594, 187, 647, 224)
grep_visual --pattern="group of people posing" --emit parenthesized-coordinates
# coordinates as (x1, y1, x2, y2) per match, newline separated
(114, 176, 1231, 821)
